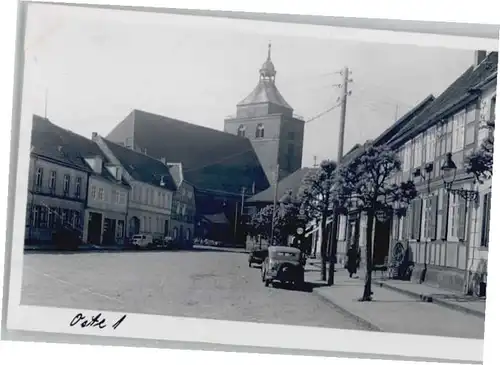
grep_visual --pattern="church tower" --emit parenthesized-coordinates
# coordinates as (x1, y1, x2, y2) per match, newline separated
(224, 44, 305, 183)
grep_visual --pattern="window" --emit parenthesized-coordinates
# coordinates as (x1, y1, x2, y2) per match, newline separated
(35, 167, 43, 188)
(156, 217, 160, 232)
(98, 187, 104, 201)
(481, 192, 491, 247)
(91, 185, 97, 199)
(32, 206, 40, 227)
(410, 199, 423, 240)
(75, 177, 82, 198)
(182, 204, 187, 216)
(39, 206, 47, 228)
(112, 190, 118, 204)
(448, 193, 467, 241)
(413, 136, 422, 167)
(148, 217, 152, 231)
(425, 127, 436, 163)
(49, 171, 57, 190)
(422, 195, 438, 240)
(176, 203, 181, 215)
(237, 125, 246, 137)
(73, 211, 80, 228)
(63, 174, 70, 194)
(48, 207, 55, 228)
(119, 192, 126, 205)
(61, 209, 68, 225)
(403, 142, 411, 171)
(157, 191, 161, 206)
(452, 111, 466, 153)
(255, 124, 265, 138)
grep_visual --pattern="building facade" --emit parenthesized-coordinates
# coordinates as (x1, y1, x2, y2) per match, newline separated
(26, 151, 88, 247)
(167, 162, 196, 248)
(84, 155, 130, 246)
(224, 44, 305, 183)
(92, 133, 177, 242)
(334, 50, 497, 295)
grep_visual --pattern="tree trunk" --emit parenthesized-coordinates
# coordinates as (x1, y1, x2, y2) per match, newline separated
(361, 211, 374, 301)
(328, 213, 339, 286)
(320, 212, 328, 281)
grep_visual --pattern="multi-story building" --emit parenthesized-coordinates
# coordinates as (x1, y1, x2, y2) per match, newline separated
(335, 50, 497, 295)
(224, 44, 306, 183)
(166, 162, 196, 248)
(27, 115, 132, 248)
(92, 133, 177, 242)
(83, 154, 130, 246)
(26, 144, 88, 247)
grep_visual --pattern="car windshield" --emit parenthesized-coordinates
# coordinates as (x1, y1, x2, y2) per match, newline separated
(270, 251, 299, 260)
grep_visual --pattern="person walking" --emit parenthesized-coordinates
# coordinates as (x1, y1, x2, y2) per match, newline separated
(346, 244, 361, 278)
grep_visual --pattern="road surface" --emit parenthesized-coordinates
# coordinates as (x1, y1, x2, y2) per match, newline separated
(21, 246, 363, 330)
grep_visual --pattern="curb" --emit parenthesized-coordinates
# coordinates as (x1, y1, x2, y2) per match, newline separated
(311, 288, 382, 333)
(374, 280, 485, 319)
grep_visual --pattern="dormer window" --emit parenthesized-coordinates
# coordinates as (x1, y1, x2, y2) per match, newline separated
(255, 124, 265, 138)
(237, 125, 246, 137)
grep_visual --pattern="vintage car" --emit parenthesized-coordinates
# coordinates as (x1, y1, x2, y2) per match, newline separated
(248, 247, 269, 267)
(261, 246, 305, 288)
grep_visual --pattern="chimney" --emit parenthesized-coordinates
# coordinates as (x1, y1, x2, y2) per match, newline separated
(474, 50, 487, 67)
(91, 132, 98, 141)
(160, 157, 167, 165)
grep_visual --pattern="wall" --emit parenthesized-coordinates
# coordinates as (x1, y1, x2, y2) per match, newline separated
(105, 111, 136, 149)
(87, 176, 128, 214)
(25, 156, 88, 244)
(225, 114, 282, 183)
(127, 180, 173, 238)
(170, 181, 196, 244)
(278, 116, 305, 177)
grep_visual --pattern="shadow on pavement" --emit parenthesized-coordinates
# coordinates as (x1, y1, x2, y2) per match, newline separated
(270, 281, 329, 293)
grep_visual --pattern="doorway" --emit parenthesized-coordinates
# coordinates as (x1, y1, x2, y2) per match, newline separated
(373, 219, 391, 266)
(87, 212, 103, 245)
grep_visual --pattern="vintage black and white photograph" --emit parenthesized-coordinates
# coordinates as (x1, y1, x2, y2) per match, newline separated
(7, 2, 497, 356)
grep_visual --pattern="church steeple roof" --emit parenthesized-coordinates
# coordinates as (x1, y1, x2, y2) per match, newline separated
(237, 43, 293, 111)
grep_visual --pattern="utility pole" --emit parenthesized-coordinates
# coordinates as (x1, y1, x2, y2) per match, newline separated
(328, 66, 352, 286)
(313, 155, 318, 168)
(270, 164, 280, 246)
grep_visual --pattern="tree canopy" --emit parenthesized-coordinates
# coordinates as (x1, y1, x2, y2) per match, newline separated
(466, 120, 494, 183)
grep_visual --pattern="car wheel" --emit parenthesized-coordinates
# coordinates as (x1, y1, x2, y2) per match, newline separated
(264, 279, 270, 287)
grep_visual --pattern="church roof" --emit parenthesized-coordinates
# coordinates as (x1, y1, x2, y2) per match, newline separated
(237, 78, 293, 110)
(237, 43, 293, 111)
(106, 109, 270, 196)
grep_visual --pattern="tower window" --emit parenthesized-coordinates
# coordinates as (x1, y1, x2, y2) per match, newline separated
(237, 125, 246, 137)
(256, 124, 265, 138)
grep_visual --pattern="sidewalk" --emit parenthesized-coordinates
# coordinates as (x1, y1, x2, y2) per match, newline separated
(373, 277, 485, 318)
(305, 264, 485, 339)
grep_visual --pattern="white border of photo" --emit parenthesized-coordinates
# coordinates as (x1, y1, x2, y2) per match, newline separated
(3, 1, 500, 365)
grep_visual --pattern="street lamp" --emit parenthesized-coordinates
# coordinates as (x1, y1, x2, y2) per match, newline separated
(440, 152, 478, 202)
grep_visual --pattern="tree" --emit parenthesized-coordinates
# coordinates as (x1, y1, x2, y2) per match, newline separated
(466, 119, 494, 183)
(298, 160, 337, 281)
(250, 197, 302, 246)
(336, 145, 417, 301)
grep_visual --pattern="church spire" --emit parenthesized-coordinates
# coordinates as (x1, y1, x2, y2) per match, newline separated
(260, 42, 276, 82)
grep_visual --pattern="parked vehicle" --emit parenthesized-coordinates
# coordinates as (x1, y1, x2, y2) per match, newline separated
(261, 246, 305, 289)
(248, 248, 269, 267)
(131, 234, 154, 249)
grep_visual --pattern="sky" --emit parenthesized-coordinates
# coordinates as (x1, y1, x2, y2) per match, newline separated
(22, 3, 480, 168)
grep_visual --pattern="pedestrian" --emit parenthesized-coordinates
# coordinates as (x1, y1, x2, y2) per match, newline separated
(346, 244, 360, 278)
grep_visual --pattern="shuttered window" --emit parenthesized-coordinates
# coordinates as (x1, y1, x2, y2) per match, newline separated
(440, 190, 449, 240)
(457, 198, 467, 241)
(411, 199, 423, 240)
(481, 192, 491, 247)
(430, 195, 438, 240)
